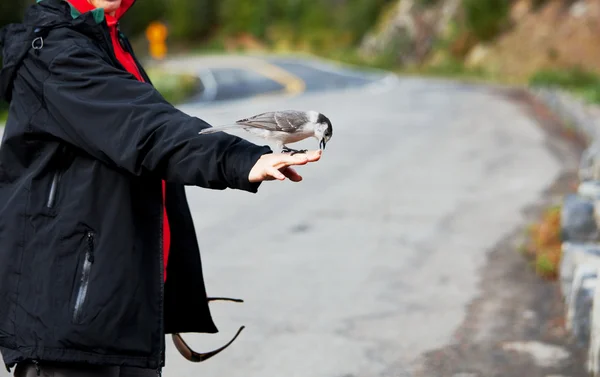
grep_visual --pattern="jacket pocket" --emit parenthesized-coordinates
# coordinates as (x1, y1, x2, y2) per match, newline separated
(72, 231, 95, 324)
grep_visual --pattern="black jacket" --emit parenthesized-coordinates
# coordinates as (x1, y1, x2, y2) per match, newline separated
(0, 0, 272, 372)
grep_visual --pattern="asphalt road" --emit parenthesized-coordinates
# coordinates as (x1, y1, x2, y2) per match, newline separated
(0, 56, 566, 377)
(174, 54, 393, 104)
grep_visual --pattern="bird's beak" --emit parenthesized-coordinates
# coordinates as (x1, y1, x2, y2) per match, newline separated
(320, 139, 327, 150)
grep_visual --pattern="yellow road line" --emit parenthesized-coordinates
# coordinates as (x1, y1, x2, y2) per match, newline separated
(196, 57, 306, 98)
(165, 56, 307, 98)
(246, 60, 306, 97)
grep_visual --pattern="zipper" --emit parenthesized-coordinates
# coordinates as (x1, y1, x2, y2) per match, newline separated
(46, 146, 68, 209)
(73, 231, 95, 323)
(157, 183, 165, 374)
(98, 23, 128, 73)
(104, 22, 165, 371)
(116, 23, 154, 85)
(46, 170, 62, 208)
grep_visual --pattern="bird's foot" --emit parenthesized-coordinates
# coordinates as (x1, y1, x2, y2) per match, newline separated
(282, 147, 308, 155)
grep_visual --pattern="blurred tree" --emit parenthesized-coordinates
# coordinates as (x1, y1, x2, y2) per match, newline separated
(342, 0, 394, 45)
(166, 0, 218, 41)
(0, 0, 28, 27)
(462, 0, 511, 42)
(119, 0, 166, 37)
(218, 0, 271, 39)
(0, 0, 28, 111)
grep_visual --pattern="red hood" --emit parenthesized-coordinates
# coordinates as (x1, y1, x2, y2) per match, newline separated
(66, 0, 135, 26)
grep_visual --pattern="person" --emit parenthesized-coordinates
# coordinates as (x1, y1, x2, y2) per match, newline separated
(0, 0, 322, 376)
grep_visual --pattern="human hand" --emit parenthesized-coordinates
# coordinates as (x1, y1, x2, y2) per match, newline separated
(248, 150, 322, 183)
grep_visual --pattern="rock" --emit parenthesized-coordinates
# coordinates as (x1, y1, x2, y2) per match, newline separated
(565, 265, 596, 348)
(580, 143, 600, 183)
(561, 194, 598, 242)
(560, 242, 600, 302)
(502, 341, 570, 368)
(579, 181, 600, 200)
(359, 0, 416, 65)
(589, 270, 600, 375)
(570, 1, 589, 18)
(531, 88, 600, 144)
(465, 44, 491, 69)
(511, 0, 531, 22)
(523, 310, 537, 322)
(358, 0, 461, 66)
(436, 0, 462, 37)
(580, 146, 596, 182)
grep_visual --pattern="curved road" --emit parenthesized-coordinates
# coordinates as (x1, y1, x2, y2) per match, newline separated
(160, 56, 571, 376)
(170, 55, 396, 104)
(0, 56, 579, 377)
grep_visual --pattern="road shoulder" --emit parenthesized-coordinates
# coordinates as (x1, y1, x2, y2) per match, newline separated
(413, 88, 589, 377)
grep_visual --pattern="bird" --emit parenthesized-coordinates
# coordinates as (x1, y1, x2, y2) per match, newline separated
(198, 110, 333, 155)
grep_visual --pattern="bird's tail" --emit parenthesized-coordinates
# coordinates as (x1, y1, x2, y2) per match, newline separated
(198, 124, 243, 135)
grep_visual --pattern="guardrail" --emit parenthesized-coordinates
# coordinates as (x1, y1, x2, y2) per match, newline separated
(532, 87, 600, 375)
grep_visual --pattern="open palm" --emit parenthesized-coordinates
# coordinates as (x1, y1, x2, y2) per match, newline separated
(248, 150, 322, 183)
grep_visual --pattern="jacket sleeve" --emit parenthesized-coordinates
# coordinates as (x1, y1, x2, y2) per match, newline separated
(42, 44, 272, 192)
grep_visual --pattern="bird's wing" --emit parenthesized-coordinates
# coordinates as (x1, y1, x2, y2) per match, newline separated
(198, 125, 244, 134)
(236, 111, 310, 133)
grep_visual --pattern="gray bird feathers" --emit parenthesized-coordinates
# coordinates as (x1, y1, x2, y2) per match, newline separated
(198, 110, 333, 153)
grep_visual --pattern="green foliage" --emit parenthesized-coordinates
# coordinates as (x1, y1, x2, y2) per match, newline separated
(119, 0, 166, 37)
(0, 103, 8, 124)
(529, 67, 600, 104)
(462, 0, 511, 42)
(341, 0, 392, 45)
(218, 0, 271, 39)
(1, 0, 392, 51)
(166, 0, 218, 41)
(216, 0, 393, 48)
(422, 56, 489, 80)
(147, 69, 200, 105)
(530, 67, 600, 88)
(0, 1, 27, 26)
(535, 254, 557, 279)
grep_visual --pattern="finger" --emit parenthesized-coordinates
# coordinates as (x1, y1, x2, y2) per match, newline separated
(281, 167, 303, 182)
(268, 167, 286, 181)
(288, 150, 321, 164)
(273, 154, 311, 169)
(305, 150, 322, 162)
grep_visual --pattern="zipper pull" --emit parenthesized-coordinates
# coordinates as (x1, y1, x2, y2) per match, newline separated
(116, 22, 125, 40)
(86, 232, 95, 263)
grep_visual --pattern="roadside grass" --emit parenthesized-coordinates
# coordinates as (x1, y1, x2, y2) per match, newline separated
(521, 205, 563, 280)
(529, 67, 600, 106)
(146, 68, 201, 105)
